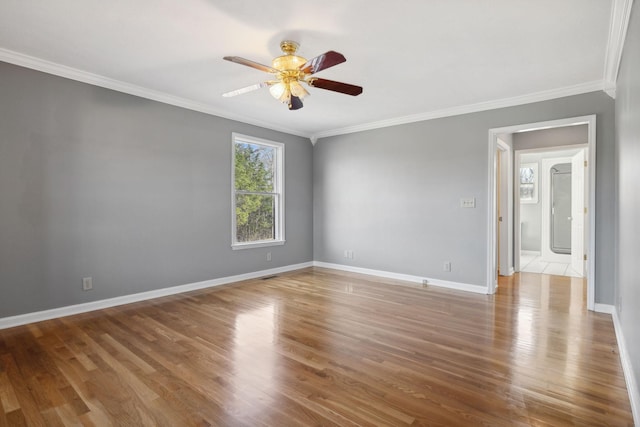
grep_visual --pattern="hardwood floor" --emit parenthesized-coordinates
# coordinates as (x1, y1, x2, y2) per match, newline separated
(0, 268, 633, 426)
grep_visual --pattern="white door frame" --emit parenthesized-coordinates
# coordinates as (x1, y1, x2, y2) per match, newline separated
(496, 138, 513, 278)
(570, 149, 587, 276)
(487, 115, 596, 311)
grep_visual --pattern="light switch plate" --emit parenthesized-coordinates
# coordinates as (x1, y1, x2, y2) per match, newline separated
(460, 197, 476, 208)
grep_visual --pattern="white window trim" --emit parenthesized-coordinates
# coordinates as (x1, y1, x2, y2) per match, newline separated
(231, 133, 285, 250)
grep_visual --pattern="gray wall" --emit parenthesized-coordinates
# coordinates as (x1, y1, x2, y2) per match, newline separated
(512, 123, 588, 150)
(314, 92, 615, 303)
(615, 1, 640, 409)
(0, 62, 314, 318)
(0, 59, 621, 318)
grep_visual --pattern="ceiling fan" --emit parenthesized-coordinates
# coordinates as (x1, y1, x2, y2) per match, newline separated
(223, 40, 363, 110)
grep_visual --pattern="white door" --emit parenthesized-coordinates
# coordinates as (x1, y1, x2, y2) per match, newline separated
(496, 139, 512, 278)
(571, 150, 585, 276)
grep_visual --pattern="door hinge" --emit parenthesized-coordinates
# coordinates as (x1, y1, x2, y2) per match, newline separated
(584, 160, 588, 167)
(584, 207, 587, 214)
(584, 254, 587, 261)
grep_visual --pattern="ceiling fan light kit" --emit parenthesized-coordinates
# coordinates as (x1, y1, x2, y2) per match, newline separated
(223, 40, 362, 110)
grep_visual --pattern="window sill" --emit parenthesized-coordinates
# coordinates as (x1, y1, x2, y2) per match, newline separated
(231, 240, 286, 250)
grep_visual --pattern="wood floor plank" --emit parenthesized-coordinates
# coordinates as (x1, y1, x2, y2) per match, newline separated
(0, 371, 21, 414)
(0, 267, 634, 426)
(1, 354, 48, 426)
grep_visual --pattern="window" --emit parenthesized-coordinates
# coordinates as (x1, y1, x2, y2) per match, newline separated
(519, 162, 538, 204)
(232, 133, 284, 249)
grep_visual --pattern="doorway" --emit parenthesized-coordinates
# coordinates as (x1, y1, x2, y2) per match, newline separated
(487, 115, 596, 311)
(518, 147, 588, 277)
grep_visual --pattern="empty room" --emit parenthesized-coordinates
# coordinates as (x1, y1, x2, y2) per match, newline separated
(1, 1, 639, 425)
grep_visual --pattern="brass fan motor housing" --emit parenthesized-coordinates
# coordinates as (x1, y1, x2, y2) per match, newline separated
(272, 40, 307, 74)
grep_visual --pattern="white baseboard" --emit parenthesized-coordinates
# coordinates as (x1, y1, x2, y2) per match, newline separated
(0, 262, 313, 330)
(594, 303, 615, 314)
(313, 261, 488, 294)
(0, 260, 487, 330)
(612, 309, 640, 425)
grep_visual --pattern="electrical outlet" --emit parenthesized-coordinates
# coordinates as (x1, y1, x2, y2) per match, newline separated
(82, 277, 93, 291)
(344, 250, 354, 259)
(266, 252, 272, 261)
(443, 262, 451, 272)
(422, 279, 429, 287)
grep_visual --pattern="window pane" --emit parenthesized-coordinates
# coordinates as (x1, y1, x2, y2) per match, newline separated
(235, 193, 275, 242)
(234, 142, 275, 192)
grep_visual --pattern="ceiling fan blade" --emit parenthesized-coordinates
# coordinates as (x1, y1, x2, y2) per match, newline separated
(288, 96, 304, 110)
(299, 51, 346, 75)
(307, 78, 363, 96)
(223, 56, 279, 74)
(222, 82, 269, 97)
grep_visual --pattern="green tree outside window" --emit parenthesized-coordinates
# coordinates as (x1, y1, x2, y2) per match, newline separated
(233, 139, 283, 244)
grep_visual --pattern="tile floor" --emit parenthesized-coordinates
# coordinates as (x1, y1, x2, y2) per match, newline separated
(519, 252, 583, 277)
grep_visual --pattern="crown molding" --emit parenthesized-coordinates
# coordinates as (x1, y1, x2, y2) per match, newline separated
(0, 48, 311, 139)
(0, 48, 613, 146)
(310, 80, 606, 142)
(603, 0, 635, 98)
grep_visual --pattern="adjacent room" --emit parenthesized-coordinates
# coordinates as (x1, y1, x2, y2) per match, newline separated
(1, 1, 639, 425)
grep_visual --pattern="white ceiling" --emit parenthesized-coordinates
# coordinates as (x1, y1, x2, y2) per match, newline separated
(0, 0, 619, 140)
